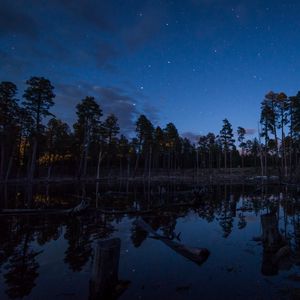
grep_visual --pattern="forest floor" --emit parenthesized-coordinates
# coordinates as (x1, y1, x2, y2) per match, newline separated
(0, 168, 281, 185)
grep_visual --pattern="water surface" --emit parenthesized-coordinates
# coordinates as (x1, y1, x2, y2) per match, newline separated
(0, 183, 299, 299)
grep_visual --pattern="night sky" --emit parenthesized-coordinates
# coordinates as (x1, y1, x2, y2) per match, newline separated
(1, 0, 300, 139)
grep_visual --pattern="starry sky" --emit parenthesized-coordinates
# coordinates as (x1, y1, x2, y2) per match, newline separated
(1, 0, 300, 139)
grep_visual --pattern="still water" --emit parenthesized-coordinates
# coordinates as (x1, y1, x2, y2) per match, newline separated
(0, 182, 300, 299)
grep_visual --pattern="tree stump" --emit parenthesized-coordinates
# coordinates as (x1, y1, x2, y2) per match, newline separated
(89, 238, 121, 299)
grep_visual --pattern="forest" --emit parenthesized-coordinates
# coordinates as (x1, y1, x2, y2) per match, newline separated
(1, 76, 300, 182)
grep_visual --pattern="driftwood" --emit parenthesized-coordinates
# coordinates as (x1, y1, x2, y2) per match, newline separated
(136, 219, 209, 265)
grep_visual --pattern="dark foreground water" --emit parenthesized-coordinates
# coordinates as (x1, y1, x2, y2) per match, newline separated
(0, 182, 300, 299)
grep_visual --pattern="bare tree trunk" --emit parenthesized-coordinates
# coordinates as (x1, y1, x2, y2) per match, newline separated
(28, 137, 37, 182)
(0, 143, 5, 180)
(127, 156, 130, 178)
(96, 148, 103, 180)
(5, 144, 17, 182)
(83, 127, 90, 178)
(148, 145, 152, 181)
(47, 153, 53, 180)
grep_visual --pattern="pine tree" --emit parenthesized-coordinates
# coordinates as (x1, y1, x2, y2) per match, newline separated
(237, 126, 246, 168)
(220, 118, 235, 169)
(0, 82, 19, 180)
(23, 77, 55, 181)
(73, 96, 102, 178)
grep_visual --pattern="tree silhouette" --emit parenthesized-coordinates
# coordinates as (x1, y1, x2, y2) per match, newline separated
(23, 77, 55, 181)
(73, 96, 102, 178)
(220, 118, 235, 169)
(0, 82, 19, 180)
(237, 126, 246, 168)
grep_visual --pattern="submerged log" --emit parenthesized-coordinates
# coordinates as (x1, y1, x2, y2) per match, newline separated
(67, 199, 89, 215)
(135, 219, 209, 265)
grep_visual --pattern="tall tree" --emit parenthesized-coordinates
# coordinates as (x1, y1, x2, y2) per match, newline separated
(45, 118, 71, 178)
(237, 126, 246, 168)
(135, 115, 154, 175)
(103, 113, 120, 169)
(289, 92, 300, 173)
(276, 92, 289, 176)
(260, 92, 277, 176)
(164, 123, 180, 170)
(0, 82, 19, 180)
(73, 96, 102, 178)
(23, 77, 55, 181)
(220, 118, 235, 169)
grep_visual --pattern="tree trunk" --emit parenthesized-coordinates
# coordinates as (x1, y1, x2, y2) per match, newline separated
(89, 238, 121, 300)
(148, 145, 152, 181)
(5, 145, 16, 182)
(96, 148, 103, 180)
(28, 137, 37, 182)
(0, 142, 6, 180)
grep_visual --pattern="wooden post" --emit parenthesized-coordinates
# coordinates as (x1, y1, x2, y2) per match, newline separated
(89, 238, 121, 300)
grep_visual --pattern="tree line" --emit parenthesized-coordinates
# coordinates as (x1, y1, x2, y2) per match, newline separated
(1, 77, 300, 181)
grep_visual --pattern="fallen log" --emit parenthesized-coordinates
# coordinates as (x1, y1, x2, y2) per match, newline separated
(0, 199, 90, 216)
(135, 219, 209, 265)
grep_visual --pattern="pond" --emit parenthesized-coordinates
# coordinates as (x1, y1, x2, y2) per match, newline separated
(0, 182, 299, 299)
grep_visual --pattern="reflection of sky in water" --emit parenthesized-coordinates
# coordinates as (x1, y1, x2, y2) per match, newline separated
(0, 184, 299, 299)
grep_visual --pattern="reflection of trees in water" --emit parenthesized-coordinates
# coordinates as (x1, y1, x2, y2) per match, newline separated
(3, 184, 300, 297)
(63, 214, 116, 272)
(0, 213, 116, 299)
(4, 232, 41, 299)
(64, 217, 93, 272)
(0, 216, 63, 299)
(131, 222, 148, 248)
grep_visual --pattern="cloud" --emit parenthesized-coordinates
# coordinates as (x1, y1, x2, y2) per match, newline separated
(181, 131, 201, 143)
(0, 2, 38, 38)
(53, 82, 158, 134)
(56, 0, 117, 33)
(122, 8, 164, 50)
(245, 128, 256, 135)
(93, 42, 120, 71)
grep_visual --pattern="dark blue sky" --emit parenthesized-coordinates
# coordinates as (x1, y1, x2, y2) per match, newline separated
(1, 0, 300, 139)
